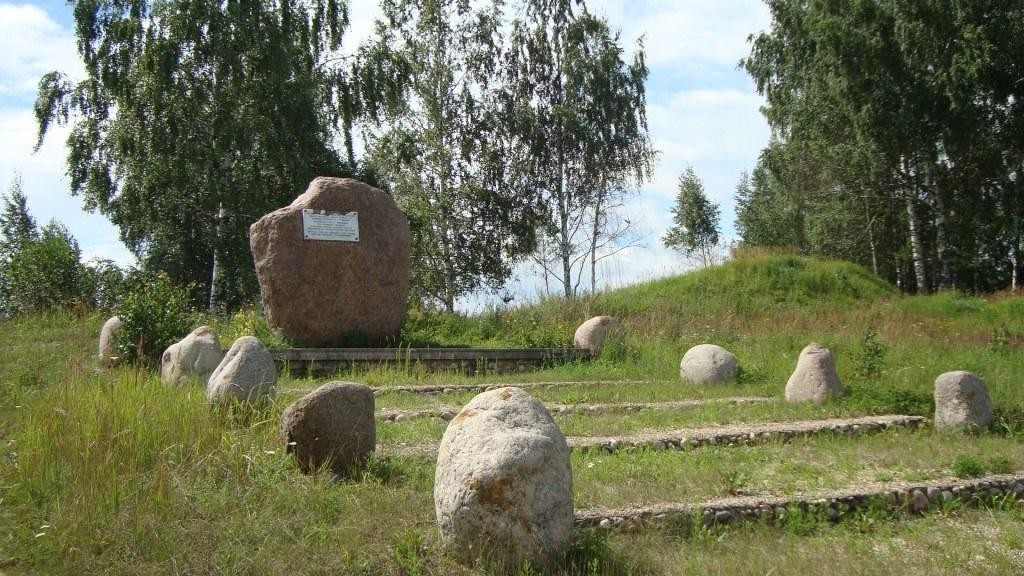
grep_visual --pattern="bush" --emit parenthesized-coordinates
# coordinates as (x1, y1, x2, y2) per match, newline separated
(115, 273, 195, 363)
(952, 454, 986, 478)
(81, 258, 126, 312)
(4, 222, 86, 314)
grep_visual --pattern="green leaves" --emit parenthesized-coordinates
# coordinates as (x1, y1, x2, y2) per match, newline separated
(663, 167, 720, 268)
(35, 0, 357, 310)
(744, 0, 1024, 293)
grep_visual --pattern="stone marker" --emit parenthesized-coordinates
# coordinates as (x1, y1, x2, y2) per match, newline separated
(206, 336, 276, 403)
(934, 371, 993, 431)
(280, 381, 375, 475)
(98, 316, 122, 367)
(785, 343, 844, 404)
(250, 177, 410, 346)
(160, 326, 224, 386)
(573, 316, 619, 354)
(434, 387, 573, 570)
(680, 344, 738, 384)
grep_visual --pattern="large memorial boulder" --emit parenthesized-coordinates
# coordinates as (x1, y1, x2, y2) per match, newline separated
(434, 387, 573, 570)
(785, 343, 844, 404)
(250, 177, 410, 346)
(934, 371, 992, 431)
(206, 336, 276, 403)
(573, 316, 619, 354)
(680, 344, 737, 384)
(160, 326, 224, 386)
(280, 381, 375, 475)
(98, 315, 122, 367)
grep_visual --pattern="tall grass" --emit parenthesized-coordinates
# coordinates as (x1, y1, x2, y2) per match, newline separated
(4, 254, 1024, 574)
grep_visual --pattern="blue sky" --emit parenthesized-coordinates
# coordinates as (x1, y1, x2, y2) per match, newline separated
(0, 0, 771, 299)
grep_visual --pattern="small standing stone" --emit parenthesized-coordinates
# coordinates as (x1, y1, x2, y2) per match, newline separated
(934, 371, 993, 431)
(909, 489, 930, 513)
(160, 326, 225, 386)
(679, 344, 738, 385)
(280, 382, 375, 475)
(98, 316, 122, 367)
(785, 343, 844, 403)
(206, 336, 276, 403)
(573, 316, 619, 354)
(434, 387, 573, 570)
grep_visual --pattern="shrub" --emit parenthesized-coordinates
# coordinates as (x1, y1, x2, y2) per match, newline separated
(4, 222, 86, 314)
(115, 273, 195, 363)
(952, 454, 986, 478)
(852, 327, 887, 379)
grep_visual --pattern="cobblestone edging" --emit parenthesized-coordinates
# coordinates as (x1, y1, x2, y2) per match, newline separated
(575, 473, 1024, 531)
(377, 396, 773, 422)
(280, 380, 653, 397)
(380, 414, 927, 458)
(570, 414, 927, 453)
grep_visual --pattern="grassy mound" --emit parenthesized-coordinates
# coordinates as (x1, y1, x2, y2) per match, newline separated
(402, 254, 896, 349)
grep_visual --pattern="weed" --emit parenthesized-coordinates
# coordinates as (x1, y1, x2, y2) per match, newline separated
(987, 455, 1014, 474)
(852, 328, 887, 379)
(719, 469, 750, 496)
(565, 529, 619, 575)
(952, 454, 987, 478)
(390, 530, 426, 576)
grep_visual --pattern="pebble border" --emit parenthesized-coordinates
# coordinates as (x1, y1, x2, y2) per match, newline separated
(570, 414, 926, 454)
(377, 396, 772, 422)
(279, 380, 653, 397)
(380, 414, 926, 458)
(575, 473, 1024, 531)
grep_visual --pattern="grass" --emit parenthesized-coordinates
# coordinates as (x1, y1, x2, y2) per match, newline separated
(572, 428, 1024, 509)
(591, 506, 1024, 575)
(3, 254, 1024, 574)
(375, 399, 847, 445)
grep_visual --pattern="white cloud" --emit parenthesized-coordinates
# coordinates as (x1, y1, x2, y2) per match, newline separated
(588, 0, 771, 68)
(0, 107, 133, 267)
(0, 3, 81, 99)
(0, 0, 775, 300)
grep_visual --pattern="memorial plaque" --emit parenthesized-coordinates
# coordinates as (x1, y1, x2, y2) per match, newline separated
(301, 209, 359, 242)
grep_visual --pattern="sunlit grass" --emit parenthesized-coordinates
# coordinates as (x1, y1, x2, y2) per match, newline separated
(4, 255, 1024, 574)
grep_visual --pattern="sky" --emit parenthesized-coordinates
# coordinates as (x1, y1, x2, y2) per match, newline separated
(0, 0, 772, 301)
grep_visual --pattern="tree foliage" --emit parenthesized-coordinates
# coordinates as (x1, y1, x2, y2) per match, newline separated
(504, 0, 655, 298)
(663, 167, 720, 268)
(0, 176, 95, 315)
(35, 0, 363, 310)
(360, 0, 539, 312)
(743, 0, 1024, 293)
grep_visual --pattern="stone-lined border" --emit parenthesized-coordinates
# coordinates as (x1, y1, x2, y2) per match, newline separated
(272, 348, 591, 377)
(380, 414, 926, 458)
(571, 414, 926, 453)
(280, 380, 653, 397)
(575, 473, 1024, 531)
(377, 396, 772, 422)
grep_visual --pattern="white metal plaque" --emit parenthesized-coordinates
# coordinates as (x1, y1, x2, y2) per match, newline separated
(301, 209, 359, 242)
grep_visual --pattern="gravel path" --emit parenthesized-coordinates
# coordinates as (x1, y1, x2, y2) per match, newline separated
(377, 396, 773, 422)
(379, 414, 926, 458)
(575, 472, 1024, 530)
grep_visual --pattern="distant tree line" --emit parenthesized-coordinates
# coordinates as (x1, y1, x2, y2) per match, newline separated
(739, 0, 1024, 293)
(30, 0, 654, 315)
(0, 175, 124, 316)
